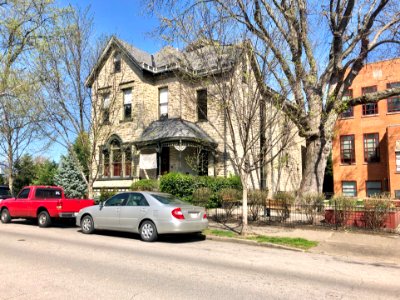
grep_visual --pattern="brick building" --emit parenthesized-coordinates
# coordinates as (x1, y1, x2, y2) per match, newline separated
(333, 58, 400, 198)
(86, 37, 304, 195)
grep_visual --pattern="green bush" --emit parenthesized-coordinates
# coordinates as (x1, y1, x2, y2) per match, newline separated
(159, 172, 195, 202)
(159, 172, 242, 207)
(131, 179, 159, 191)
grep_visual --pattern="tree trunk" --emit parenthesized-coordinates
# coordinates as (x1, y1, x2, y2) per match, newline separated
(87, 177, 94, 199)
(298, 137, 331, 195)
(8, 173, 14, 195)
(241, 172, 248, 235)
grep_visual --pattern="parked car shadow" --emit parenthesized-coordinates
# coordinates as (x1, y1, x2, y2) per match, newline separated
(10, 218, 77, 228)
(83, 229, 206, 244)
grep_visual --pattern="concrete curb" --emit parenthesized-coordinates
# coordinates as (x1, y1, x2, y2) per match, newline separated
(205, 235, 306, 252)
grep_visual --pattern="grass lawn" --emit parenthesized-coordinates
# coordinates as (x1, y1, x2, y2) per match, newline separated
(204, 229, 318, 250)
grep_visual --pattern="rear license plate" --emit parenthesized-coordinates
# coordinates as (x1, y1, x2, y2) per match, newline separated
(189, 212, 199, 218)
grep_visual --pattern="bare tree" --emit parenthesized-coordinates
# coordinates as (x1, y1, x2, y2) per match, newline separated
(149, 0, 400, 195)
(35, 6, 135, 197)
(0, 0, 63, 192)
(0, 93, 44, 193)
(150, 24, 299, 232)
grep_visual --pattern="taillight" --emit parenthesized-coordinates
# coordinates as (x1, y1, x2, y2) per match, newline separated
(171, 208, 185, 220)
(203, 213, 207, 219)
(56, 200, 63, 210)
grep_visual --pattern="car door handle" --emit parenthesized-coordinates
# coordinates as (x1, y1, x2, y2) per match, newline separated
(140, 208, 146, 212)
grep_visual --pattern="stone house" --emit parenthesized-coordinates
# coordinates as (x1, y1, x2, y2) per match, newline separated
(86, 37, 304, 195)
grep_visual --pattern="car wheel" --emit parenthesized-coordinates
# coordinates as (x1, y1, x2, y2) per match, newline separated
(140, 220, 158, 242)
(1, 209, 11, 224)
(81, 215, 94, 234)
(38, 211, 51, 228)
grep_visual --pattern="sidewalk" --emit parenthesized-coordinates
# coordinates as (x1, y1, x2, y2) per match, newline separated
(208, 221, 400, 265)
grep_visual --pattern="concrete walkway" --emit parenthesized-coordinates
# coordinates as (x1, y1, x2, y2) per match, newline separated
(209, 221, 400, 265)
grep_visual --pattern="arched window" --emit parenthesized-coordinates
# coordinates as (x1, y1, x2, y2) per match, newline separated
(125, 147, 132, 177)
(103, 151, 110, 177)
(111, 140, 122, 177)
(102, 136, 134, 178)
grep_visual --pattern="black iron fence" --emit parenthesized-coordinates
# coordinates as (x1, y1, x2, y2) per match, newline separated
(194, 200, 400, 233)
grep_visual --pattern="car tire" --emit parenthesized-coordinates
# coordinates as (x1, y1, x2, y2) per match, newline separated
(81, 215, 94, 234)
(38, 211, 51, 228)
(140, 220, 158, 242)
(1, 208, 11, 224)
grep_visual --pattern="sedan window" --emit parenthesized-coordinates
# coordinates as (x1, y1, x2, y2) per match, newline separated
(105, 193, 129, 206)
(125, 193, 149, 207)
(151, 194, 186, 205)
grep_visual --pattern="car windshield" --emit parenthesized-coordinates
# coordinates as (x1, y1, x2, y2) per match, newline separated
(0, 187, 11, 196)
(151, 194, 187, 205)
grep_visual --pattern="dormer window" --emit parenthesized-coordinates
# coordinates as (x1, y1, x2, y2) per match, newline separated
(159, 87, 168, 119)
(114, 52, 121, 73)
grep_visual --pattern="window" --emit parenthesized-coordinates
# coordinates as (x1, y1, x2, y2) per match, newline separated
(113, 52, 121, 73)
(0, 187, 11, 197)
(35, 189, 62, 199)
(340, 135, 355, 164)
(125, 147, 132, 177)
(17, 188, 30, 199)
(198, 150, 208, 176)
(342, 181, 357, 197)
(123, 88, 132, 120)
(340, 89, 353, 118)
(111, 141, 122, 177)
(366, 181, 382, 197)
(362, 86, 378, 115)
(103, 151, 110, 177)
(105, 193, 129, 206)
(387, 82, 400, 113)
(197, 89, 207, 121)
(395, 190, 400, 199)
(159, 87, 168, 119)
(396, 152, 400, 172)
(363, 133, 380, 163)
(102, 94, 110, 124)
(125, 193, 149, 206)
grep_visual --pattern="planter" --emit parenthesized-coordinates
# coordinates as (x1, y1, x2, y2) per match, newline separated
(324, 208, 400, 229)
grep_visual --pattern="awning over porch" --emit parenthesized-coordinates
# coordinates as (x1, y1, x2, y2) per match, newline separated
(134, 118, 217, 149)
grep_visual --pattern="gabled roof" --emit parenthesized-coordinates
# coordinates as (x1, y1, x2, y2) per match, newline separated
(134, 118, 217, 149)
(85, 36, 242, 87)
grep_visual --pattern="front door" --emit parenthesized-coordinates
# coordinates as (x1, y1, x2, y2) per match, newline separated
(160, 147, 170, 175)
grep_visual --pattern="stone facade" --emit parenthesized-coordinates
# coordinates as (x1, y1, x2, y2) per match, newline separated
(87, 37, 304, 196)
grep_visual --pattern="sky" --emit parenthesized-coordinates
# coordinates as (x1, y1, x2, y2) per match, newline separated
(44, 0, 163, 162)
(59, 0, 163, 53)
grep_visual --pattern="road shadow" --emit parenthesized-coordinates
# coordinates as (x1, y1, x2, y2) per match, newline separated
(10, 218, 77, 228)
(84, 229, 206, 244)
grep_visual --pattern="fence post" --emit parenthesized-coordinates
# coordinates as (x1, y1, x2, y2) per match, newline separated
(335, 199, 338, 231)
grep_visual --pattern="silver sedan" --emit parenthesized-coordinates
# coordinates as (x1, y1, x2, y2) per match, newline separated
(76, 192, 208, 242)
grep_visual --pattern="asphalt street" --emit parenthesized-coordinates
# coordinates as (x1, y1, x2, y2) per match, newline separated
(0, 221, 399, 300)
